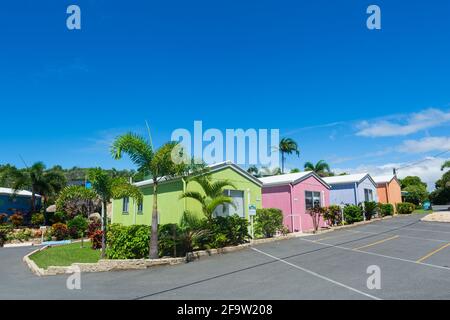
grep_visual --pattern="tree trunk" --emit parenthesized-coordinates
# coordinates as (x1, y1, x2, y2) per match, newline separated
(149, 181, 159, 259)
(281, 152, 285, 174)
(31, 191, 36, 213)
(101, 201, 107, 258)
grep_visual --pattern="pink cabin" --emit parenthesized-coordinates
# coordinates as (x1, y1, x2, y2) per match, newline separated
(260, 172, 331, 233)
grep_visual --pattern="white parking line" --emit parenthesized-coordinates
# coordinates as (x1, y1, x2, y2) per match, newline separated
(251, 247, 381, 300)
(364, 224, 450, 236)
(345, 229, 450, 244)
(298, 238, 450, 271)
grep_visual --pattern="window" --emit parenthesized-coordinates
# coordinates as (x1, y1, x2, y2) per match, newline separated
(137, 200, 143, 214)
(305, 191, 322, 210)
(122, 197, 129, 213)
(364, 189, 373, 202)
(213, 190, 245, 218)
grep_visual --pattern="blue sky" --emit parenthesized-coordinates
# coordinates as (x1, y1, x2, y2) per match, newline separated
(1, 1, 449, 188)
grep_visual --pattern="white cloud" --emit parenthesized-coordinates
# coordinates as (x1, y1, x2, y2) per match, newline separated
(356, 108, 450, 137)
(335, 157, 448, 191)
(399, 136, 450, 153)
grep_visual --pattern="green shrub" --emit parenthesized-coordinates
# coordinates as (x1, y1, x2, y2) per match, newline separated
(67, 215, 89, 239)
(51, 223, 69, 240)
(53, 212, 68, 223)
(8, 228, 33, 242)
(379, 203, 394, 217)
(31, 213, 44, 226)
(9, 213, 24, 228)
(209, 215, 250, 247)
(254, 208, 284, 238)
(363, 201, 378, 220)
(396, 202, 415, 215)
(343, 205, 363, 224)
(106, 224, 150, 259)
(324, 205, 343, 225)
(158, 223, 183, 257)
(0, 226, 11, 247)
(90, 230, 103, 250)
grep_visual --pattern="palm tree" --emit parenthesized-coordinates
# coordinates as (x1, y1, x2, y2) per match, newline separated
(278, 138, 300, 173)
(290, 168, 300, 173)
(0, 162, 66, 212)
(88, 168, 142, 258)
(111, 133, 188, 259)
(180, 176, 237, 222)
(304, 160, 331, 177)
(442, 161, 450, 171)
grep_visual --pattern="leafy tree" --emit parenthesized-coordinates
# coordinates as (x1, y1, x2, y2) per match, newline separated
(403, 184, 429, 205)
(88, 168, 142, 258)
(400, 176, 427, 189)
(441, 160, 450, 171)
(304, 160, 331, 177)
(180, 176, 237, 222)
(278, 138, 300, 174)
(290, 168, 301, 173)
(55, 185, 99, 218)
(111, 133, 189, 259)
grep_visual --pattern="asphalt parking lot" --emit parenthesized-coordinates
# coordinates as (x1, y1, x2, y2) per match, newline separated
(1, 213, 450, 300)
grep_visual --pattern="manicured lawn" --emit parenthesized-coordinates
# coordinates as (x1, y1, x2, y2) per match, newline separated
(412, 209, 433, 214)
(30, 241, 100, 269)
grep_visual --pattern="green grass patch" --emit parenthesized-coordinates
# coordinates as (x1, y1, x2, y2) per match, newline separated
(30, 241, 100, 269)
(412, 209, 433, 215)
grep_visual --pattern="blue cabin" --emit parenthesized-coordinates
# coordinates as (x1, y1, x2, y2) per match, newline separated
(0, 188, 42, 216)
(323, 173, 378, 206)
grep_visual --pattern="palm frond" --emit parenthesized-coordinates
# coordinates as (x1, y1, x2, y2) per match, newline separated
(111, 133, 154, 173)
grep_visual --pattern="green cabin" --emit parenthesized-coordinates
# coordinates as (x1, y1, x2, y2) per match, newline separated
(111, 161, 263, 226)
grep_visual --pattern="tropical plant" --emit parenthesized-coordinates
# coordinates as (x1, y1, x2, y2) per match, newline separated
(111, 132, 195, 259)
(55, 185, 100, 219)
(87, 168, 143, 258)
(343, 205, 363, 224)
(51, 223, 69, 240)
(307, 205, 327, 233)
(254, 208, 284, 238)
(323, 205, 343, 225)
(205, 215, 250, 248)
(180, 176, 237, 223)
(0, 213, 8, 225)
(106, 224, 150, 259)
(278, 138, 300, 174)
(429, 188, 450, 205)
(290, 168, 301, 173)
(9, 213, 24, 228)
(30, 213, 44, 226)
(304, 160, 331, 177)
(178, 211, 210, 254)
(0, 162, 67, 212)
(67, 215, 89, 239)
(362, 201, 378, 220)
